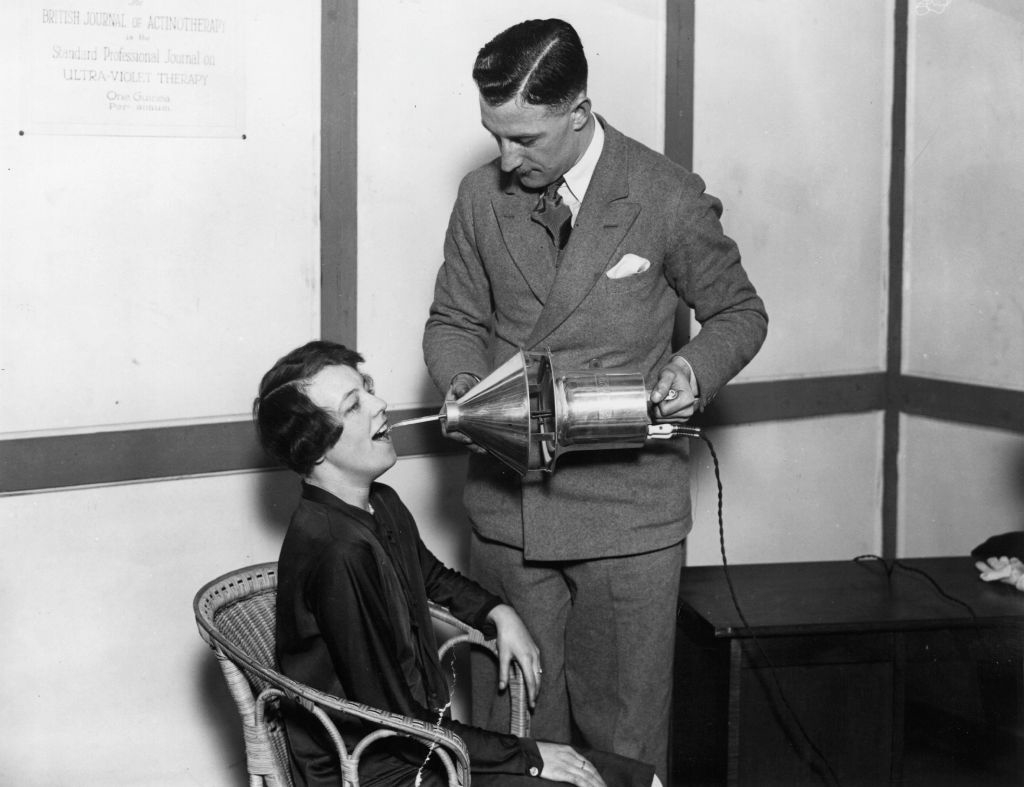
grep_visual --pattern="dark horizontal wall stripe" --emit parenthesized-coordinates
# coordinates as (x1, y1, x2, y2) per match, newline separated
(16, 372, 1018, 496)
(697, 373, 886, 427)
(0, 405, 456, 495)
(0, 422, 274, 495)
(901, 376, 1024, 433)
(15, 372, 1021, 494)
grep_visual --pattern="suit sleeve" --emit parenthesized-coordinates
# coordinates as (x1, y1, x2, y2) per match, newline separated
(664, 172, 768, 408)
(423, 177, 495, 394)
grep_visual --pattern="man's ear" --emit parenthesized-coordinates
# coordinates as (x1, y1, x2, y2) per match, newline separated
(570, 95, 592, 131)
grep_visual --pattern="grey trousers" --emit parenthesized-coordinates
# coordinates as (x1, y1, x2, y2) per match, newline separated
(469, 532, 684, 782)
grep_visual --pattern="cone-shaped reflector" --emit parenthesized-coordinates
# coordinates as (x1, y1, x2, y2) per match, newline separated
(443, 351, 535, 476)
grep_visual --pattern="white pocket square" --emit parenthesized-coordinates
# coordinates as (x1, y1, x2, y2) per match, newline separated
(606, 253, 651, 279)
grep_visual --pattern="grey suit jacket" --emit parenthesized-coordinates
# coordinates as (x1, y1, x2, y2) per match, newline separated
(423, 118, 767, 561)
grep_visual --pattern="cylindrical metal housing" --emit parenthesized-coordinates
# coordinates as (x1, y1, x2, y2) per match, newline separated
(552, 369, 651, 451)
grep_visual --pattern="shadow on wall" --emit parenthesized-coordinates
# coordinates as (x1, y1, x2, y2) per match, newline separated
(194, 649, 250, 783)
(194, 470, 295, 785)
(414, 372, 445, 407)
(456, 142, 496, 190)
(996, 441, 1024, 545)
(255, 467, 303, 538)
(971, 441, 1024, 558)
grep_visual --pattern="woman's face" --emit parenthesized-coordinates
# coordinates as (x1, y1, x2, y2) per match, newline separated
(305, 364, 396, 485)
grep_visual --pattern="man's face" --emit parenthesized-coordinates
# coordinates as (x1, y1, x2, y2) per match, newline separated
(305, 364, 396, 485)
(479, 95, 589, 190)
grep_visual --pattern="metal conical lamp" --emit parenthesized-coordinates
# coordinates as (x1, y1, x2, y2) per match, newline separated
(442, 351, 536, 476)
(419, 350, 703, 477)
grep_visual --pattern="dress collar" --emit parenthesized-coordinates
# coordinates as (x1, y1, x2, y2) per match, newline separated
(301, 481, 375, 517)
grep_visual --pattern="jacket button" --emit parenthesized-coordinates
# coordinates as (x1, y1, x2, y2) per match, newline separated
(529, 767, 539, 777)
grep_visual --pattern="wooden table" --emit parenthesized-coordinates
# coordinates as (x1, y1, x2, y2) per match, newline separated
(670, 557, 1024, 786)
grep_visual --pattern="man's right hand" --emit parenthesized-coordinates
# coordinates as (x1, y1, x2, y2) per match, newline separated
(443, 372, 486, 453)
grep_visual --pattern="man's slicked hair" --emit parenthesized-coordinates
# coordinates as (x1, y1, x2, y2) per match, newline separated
(253, 341, 364, 476)
(473, 19, 588, 111)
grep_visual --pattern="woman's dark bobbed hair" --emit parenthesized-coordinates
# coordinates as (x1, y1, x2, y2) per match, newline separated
(253, 341, 364, 476)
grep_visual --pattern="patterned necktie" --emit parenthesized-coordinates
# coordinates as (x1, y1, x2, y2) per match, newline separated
(531, 177, 573, 250)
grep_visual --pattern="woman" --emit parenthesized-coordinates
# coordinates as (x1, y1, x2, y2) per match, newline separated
(254, 341, 657, 787)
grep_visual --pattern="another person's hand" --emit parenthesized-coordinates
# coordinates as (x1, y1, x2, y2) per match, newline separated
(649, 356, 699, 421)
(442, 372, 486, 453)
(535, 743, 607, 787)
(486, 603, 541, 707)
(975, 555, 1024, 591)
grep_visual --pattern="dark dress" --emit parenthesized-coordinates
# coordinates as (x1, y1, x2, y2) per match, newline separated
(275, 482, 653, 787)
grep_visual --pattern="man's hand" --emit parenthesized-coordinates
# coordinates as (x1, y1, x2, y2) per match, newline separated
(442, 372, 486, 453)
(649, 356, 699, 421)
(486, 603, 541, 707)
(535, 743, 607, 787)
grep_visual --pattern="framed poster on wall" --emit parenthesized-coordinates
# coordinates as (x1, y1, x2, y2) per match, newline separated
(22, 0, 244, 137)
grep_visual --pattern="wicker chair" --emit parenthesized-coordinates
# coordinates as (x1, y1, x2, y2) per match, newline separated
(194, 562, 530, 787)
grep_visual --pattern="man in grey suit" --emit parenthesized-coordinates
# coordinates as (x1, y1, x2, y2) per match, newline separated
(422, 19, 767, 781)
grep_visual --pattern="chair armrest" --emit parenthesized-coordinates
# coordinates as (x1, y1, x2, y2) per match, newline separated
(428, 601, 531, 738)
(211, 635, 472, 785)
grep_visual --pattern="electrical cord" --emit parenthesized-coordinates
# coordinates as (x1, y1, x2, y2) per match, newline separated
(415, 647, 458, 787)
(696, 430, 842, 786)
(852, 554, 981, 631)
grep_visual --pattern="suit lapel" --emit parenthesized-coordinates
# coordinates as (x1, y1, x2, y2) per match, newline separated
(525, 122, 640, 348)
(494, 183, 557, 301)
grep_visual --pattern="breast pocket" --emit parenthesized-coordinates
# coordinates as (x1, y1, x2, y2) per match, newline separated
(601, 265, 661, 299)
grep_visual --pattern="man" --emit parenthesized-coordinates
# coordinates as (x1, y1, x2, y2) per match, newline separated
(422, 19, 767, 780)
(253, 340, 656, 787)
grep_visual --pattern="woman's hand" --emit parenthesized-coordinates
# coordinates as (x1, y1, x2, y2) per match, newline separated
(536, 743, 607, 787)
(486, 603, 541, 707)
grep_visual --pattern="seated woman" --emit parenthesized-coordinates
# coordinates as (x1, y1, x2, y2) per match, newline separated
(254, 341, 657, 787)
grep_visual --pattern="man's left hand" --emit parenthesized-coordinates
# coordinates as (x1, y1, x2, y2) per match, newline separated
(649, 356, 698, 421)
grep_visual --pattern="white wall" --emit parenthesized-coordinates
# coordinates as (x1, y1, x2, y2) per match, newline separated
(691, 1, 894, 561)
(687, 414, 884, 566)
(1, 0, 322, 435)
(898, 1, 1024, 554)
(899, 416, 1024, 557)
(0, 473, 291, 785)
(903, 1, 1024, 390)
(694, 0, 892, 383)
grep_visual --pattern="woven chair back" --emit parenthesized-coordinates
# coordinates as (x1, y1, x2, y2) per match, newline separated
(214, 590, 278, 692)
(195, 565, 296, 787)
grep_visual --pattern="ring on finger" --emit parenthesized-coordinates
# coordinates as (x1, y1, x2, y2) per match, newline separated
(664, 388, 679, 401)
